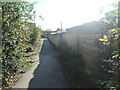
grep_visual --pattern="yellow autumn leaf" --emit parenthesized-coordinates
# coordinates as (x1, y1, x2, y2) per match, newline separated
(103, 42, 106, 44)
(99, 38, 104, 41)
(103, 35, 108, 39)
(104, 39, 108, 42)
(106, 42, 110, 45)
(115, 34, 118, 37)
(111, 29, 116, 32)
(2, 48, 4, 50)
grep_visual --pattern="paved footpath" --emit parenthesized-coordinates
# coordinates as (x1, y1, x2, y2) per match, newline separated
(12, 39, 69, 88)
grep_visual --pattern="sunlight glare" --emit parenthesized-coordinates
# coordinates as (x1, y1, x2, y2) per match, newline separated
(33, 0, 118, 31)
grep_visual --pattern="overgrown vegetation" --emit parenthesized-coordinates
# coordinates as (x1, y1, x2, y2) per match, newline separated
(1, 2, 42, 88)
(97, 3, 120, 88)
(58, 40, 98, 88)
(58, 3, 120, 88)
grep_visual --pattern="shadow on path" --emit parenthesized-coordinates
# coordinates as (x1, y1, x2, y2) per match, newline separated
(28, 39, 69, 88)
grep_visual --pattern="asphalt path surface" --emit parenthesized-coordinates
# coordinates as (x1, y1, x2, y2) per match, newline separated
(28, 39, 69, 88)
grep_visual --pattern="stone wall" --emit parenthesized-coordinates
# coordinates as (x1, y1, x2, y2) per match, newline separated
(48, 20, 108, 70)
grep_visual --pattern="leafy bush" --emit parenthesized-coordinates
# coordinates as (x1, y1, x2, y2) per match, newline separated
(25, 46, 34, 53)
(1, 2, 42, 88)
(98, 6, 120, 88)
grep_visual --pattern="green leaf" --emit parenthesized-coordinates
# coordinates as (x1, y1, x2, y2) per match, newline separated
(7, 21, 10, 26)
(103, 19, 109, 23)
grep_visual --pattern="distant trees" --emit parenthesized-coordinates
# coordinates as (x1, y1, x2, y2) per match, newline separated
(41, 29, 52, 38)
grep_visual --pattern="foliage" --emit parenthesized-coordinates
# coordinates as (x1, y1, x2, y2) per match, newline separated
(99, 9, 119, 59)
(1, 2, 42, 88)
(98, 6, 120, 88)
(23, 22, 42, 45)
(59, 49, 84, 88)
(58, 40, 98, 88)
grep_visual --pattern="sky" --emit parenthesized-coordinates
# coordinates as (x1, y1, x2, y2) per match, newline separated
(28, 0, 118, 31)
